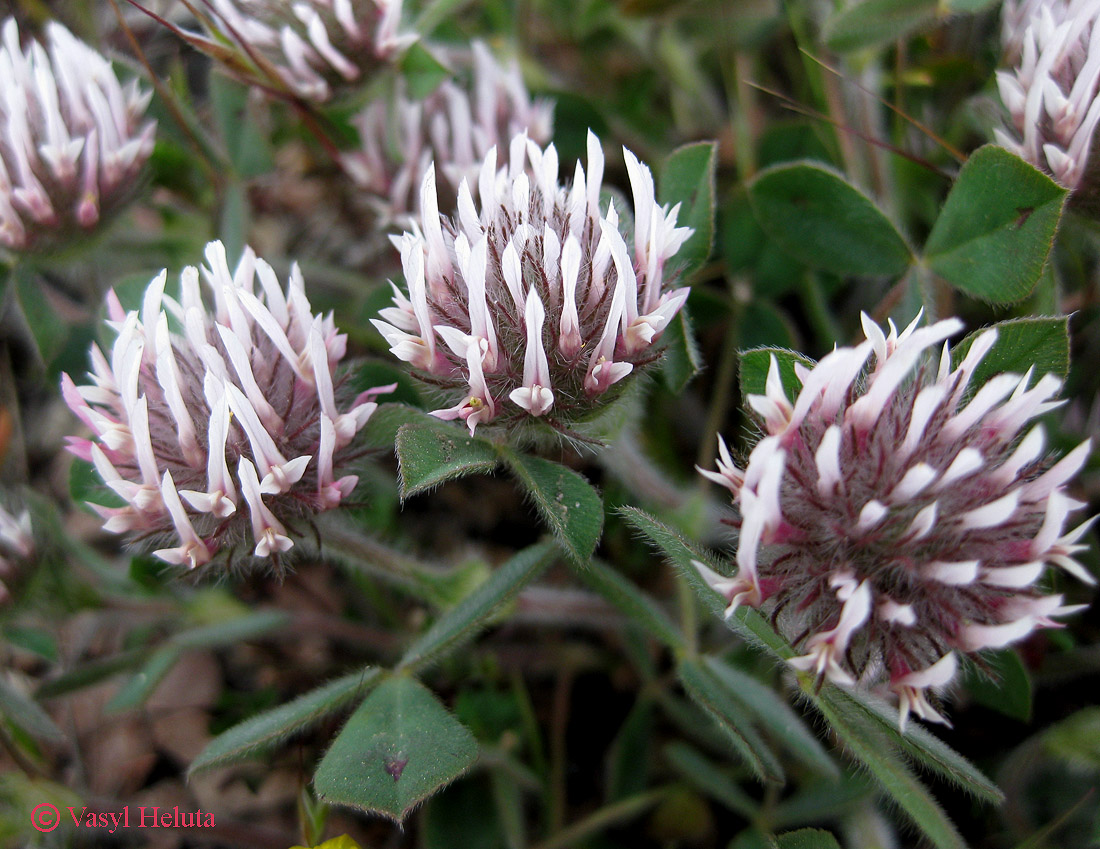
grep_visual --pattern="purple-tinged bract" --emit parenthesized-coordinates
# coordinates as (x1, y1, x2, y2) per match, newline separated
(697, 313, 1095, 730)
(373, 130, 693, 438)
(62, 241, 393, 573)
(0, 18, 155, 253)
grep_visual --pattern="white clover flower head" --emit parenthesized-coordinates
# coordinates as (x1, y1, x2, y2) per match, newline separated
(373, 130, 693, 438)
(0, 502, 33, 605)
(1001, 0, 1064, 61)
(996, 0, 1100, 191)
(342, 40, 554, 223)
(200, 0, 415, 102)
(697, 312, 1096, 731)
(0, 18, 155, 253)
(62, 240, 393, 573)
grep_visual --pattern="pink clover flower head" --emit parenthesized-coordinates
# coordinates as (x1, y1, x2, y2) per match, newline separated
(373, 130, 693, 438)
(342, 40, 554, 224)
(198, 0, 415, 102)
(697, 312, 1095, 730)
(0, 18, 155, 253)
(996, 0, 1100, 192)
(0, 501, 33, 606)
(62, 240, 393, 573)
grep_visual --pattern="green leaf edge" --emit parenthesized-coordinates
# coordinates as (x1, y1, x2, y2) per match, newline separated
(189, 669, 380, 774)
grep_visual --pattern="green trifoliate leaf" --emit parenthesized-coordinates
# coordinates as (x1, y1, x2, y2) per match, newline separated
(395, 421, 499, 499)
(314, 676, 478, 822)
(360, 403, 433, 450)
(822, 0, 938, 53)
(776, 828, 843, 849)
(962, 649, 1033, 723)
(501, 449, 603, 567)
(11, 265, 66, 368)
(739, 347, 814, 402)
(399, 42, 451, 99)
(190, 670, 379, 774)
(659, 141, 717, 280)
(105, 646, 182, 713)
(169, 610, 291, 649)
(1043, 707, 1100, 770)
(823, 687, 1004, 804)
(209, 74, 273, 179)
(748, 161, 912, 277)
(924, 145, 1067, 304)
(606, 700, 656, 801)
(659, 309, 702, 394)
(950, 316, 1070, 387)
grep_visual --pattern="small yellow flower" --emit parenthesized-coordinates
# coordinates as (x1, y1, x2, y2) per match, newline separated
(289, 836, 363, 849)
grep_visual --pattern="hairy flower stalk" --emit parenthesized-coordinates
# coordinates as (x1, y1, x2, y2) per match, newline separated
(697, 313, 1095, 730)
(0, 18, 155, 253)
(197, 0, 414, 102)
(342, 41, 554, 222)
(0, 502, 32, 605)
(996, 0, 1100, 192)
(373, 130, 693, 437)
(62, 241, 392, 571)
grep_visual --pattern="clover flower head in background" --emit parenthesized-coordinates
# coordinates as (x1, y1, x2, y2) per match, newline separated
(1001, 0, 1061, 61)
(696, 312, 1095, 731)
(996, 0, 1100, 192)
(200, 0, 415, 102)
(0, 18, 155, 253)
(62, 240, 393, 573)
(342, 40, 554, 224)
(372, 130, 693, 438)
(0, 502, 33, 605)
